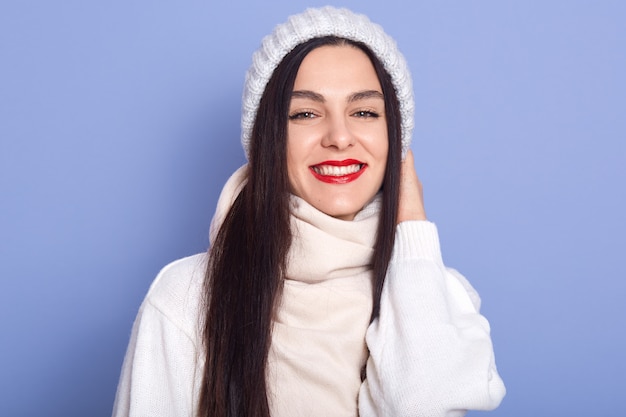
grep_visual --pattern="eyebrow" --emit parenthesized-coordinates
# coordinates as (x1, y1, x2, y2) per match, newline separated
(290, 89, 384, 103)
(291, 90, 325, 102)
(348, 90, 384, 103)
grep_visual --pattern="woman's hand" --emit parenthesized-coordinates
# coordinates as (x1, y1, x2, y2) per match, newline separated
(397, 150, 427, 223)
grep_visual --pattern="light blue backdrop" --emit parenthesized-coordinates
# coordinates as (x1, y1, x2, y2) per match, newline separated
(1, 1, 624, 416)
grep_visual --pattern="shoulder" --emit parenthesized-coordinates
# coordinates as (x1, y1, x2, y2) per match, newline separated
(142, 253, 208, 340)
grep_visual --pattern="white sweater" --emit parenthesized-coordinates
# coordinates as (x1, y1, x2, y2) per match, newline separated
(113, 168, 505, 416)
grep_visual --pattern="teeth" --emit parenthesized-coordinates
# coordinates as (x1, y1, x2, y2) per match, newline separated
(313, 164, 362, 176)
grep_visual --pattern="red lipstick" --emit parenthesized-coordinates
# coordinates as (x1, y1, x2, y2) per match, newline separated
(309, 159, 367, 184)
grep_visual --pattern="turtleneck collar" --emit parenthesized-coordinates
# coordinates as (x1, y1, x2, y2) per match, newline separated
(286, 194, 380, 282)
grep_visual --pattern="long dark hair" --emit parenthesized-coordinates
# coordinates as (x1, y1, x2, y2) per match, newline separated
(198, 36, 402, 417)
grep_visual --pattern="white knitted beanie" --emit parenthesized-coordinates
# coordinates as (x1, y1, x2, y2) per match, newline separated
(241, 6, 414, 158)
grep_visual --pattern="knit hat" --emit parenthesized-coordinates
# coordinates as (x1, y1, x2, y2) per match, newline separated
(241, 6, 414, 159)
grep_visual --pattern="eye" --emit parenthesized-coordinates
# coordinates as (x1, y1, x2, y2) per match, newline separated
(289, 111, 318, 120)
(353, 110, 380, 118)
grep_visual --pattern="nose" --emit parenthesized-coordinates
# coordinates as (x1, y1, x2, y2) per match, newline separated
(321, 115, 355, 150)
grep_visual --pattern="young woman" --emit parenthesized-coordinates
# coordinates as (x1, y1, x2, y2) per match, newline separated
(113, 7, 505, 417)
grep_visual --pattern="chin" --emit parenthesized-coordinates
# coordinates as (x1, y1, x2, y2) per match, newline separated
(324, 205, 362, 221)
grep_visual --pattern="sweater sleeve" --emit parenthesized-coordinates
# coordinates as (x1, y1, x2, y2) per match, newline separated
(358, 221, 506, 417)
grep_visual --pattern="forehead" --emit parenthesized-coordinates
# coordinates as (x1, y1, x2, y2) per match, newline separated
(292, 44, 382, 92)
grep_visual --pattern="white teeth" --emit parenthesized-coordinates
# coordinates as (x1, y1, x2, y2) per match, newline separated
(313, 164, 362, 176)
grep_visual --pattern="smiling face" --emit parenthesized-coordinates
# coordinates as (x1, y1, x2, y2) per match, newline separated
(287, 44, 388, 220)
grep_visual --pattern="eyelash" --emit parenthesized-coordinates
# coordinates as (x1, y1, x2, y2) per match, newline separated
(353, 110, 380, 118)
(288, 110, 380, 120)
(288, 111, 318, 120)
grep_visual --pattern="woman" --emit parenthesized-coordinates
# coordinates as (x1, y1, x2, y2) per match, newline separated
(113, 7, 505, 417)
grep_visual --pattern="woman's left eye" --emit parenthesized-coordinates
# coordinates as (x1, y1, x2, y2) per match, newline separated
(353, 110, 379, 118)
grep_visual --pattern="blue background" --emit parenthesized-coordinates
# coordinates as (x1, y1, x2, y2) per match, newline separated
(1, 1, 624, 416)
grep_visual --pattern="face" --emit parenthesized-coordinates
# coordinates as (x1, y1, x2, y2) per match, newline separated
(287, 44, 388, 221)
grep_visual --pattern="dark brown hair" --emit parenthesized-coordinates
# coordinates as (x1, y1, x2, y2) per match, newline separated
(198, 36, 402, 417)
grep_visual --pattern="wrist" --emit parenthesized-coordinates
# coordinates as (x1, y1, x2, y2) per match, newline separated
(397, 209, 427, 224)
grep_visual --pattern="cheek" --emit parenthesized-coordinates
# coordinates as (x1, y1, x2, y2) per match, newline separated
(285, 152, 298, 189)
(374, 135, 389, 184)
(285, 142, 306, 196)
(374, 132, 389, 163)
(361, 122, 389, 154)
(286, 128, 317, 170)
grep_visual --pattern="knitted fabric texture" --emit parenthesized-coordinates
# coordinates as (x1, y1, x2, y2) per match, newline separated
(241, 6, 414, 159)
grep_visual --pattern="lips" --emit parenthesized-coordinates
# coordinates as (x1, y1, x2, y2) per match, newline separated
(309, 159, 367, 184)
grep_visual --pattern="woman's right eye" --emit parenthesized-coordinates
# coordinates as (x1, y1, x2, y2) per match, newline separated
(289, 111, 317, 120)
